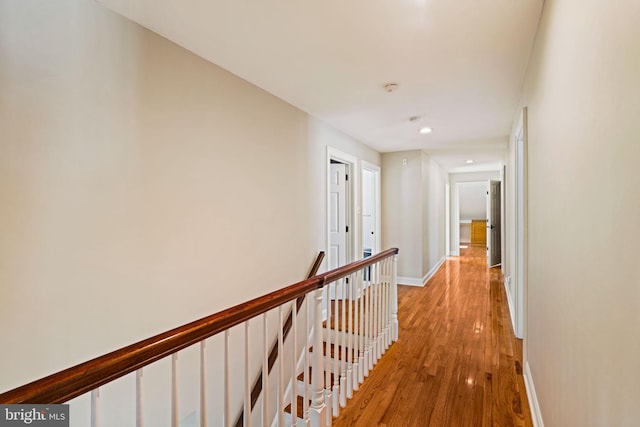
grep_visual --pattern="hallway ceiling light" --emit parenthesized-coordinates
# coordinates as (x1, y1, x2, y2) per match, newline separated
(419, 127, 432, 134)
(466, 159, 474, 164)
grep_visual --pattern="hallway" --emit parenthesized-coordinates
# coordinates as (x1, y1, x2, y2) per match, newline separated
(333, 246, 532, 426)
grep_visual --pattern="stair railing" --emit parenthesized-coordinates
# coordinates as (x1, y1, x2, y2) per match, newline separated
(232, 251, 325, 427)
(0, 248, 399, 427)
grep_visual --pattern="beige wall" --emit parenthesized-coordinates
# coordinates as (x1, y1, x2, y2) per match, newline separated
(509, 0, 640, 425)
(423, 153, 447, 278)
(382, 151, 423, 280)
(0, 0, 379, 395)
(458, 181, 488, 221)
(382, 150, 446, 284)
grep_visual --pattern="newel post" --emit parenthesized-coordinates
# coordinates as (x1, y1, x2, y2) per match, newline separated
(391, 254, 399, 342)
(309, 287, 327, 427)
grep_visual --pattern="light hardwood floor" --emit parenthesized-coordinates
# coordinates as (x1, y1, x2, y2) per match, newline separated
(333, 246, 532, 427)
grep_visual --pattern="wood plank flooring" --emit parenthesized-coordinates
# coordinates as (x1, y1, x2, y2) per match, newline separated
(332, 246, 532, 427)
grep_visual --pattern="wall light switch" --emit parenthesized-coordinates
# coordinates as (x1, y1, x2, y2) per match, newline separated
(402, 158, 408, 166)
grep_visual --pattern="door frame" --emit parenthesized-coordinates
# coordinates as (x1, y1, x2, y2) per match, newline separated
(361, 160, 381, 256)
(451, 180, 489, 255)
(327, 147, 358, 269)
(445, 181, 451, 257)
(513, 107, 528, 339)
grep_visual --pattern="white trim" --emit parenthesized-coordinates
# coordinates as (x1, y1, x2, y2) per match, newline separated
(424, 257, 445, 285)
(512, 107, 527, 339)
(503, 274, 516, 329)
(524, 362, 544, 427)
(397, 276, 424, 286)
(397, 256, 445, 287)
(445, 181, 450, 257)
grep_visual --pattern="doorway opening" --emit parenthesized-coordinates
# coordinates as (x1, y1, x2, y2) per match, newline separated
(457, 181, 489, 249)
(361, 161, 380, 259)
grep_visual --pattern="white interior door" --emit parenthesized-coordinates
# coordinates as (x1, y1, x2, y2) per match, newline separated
(487, 180, 502, 267)
(329, 162, 347, 270)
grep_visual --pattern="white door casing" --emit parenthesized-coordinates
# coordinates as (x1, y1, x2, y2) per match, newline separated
(513, 107, 528, 339)
(487, 180, 502, 267)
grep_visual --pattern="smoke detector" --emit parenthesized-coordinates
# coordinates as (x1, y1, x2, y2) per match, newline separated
(383, 83, 399, 93)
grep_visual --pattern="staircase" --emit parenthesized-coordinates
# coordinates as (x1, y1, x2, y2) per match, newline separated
(0, 249, 399, 427)
(284, 271, 397, 426)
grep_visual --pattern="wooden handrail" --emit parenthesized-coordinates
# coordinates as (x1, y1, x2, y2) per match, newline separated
(324, 247, 398, 283)
(234, 251, 325, 427)
(0, 248, 398, 404)
(306, 251, 326, 281)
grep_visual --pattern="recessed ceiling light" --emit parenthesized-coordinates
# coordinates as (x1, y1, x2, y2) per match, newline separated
(419, 127, 432, 134)
(466, 160, 474, 164)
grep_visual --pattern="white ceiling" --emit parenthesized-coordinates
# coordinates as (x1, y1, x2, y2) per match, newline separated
(99, 0, 543, 172)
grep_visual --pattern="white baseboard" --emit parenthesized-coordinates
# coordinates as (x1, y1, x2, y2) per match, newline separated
(398, 257, 446, 287)
(503, 276, 517, 334)
(397, 276, 424, 286)
(424, 257, 445, 285)
(524, 361, 544, 427)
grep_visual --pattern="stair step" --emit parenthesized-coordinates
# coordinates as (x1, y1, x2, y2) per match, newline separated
(297, 366, 335, 386)
(323, 300, 365, 333)
(284, 395, 309, 419)
(311, 341, 359, 360)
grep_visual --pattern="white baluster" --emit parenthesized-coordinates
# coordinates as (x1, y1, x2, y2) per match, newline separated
(371, 264, 378, 365)
(339, 278, 347, 408)
(332, 283, 339, 417)
(363, 270, 370, 377)
(381, 260, 388, 352)
(352, 270, 360, 390)
(224, 330, 231, 427)
(384, 258, 393, 348)
(392, 254, 399, 342)
(244, 322, 251, 427)
(304, 295, 311, 426)
(309, 288, 327, 427)
(346, 273, 353, 399)
(372, 264, 377, 367)
(200, 342, 207, 427)
(91, 388, 100, 427)
(136, 369, 144, 427)
(171, 353, 178, 427)
(358, 269, 365, 384)
(377, 261, 383, 361)
(262, 313, 269, 427)
(277, 307, 284, 427)
(324, 285, 333, 421)
(292, 302, 298, 427)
